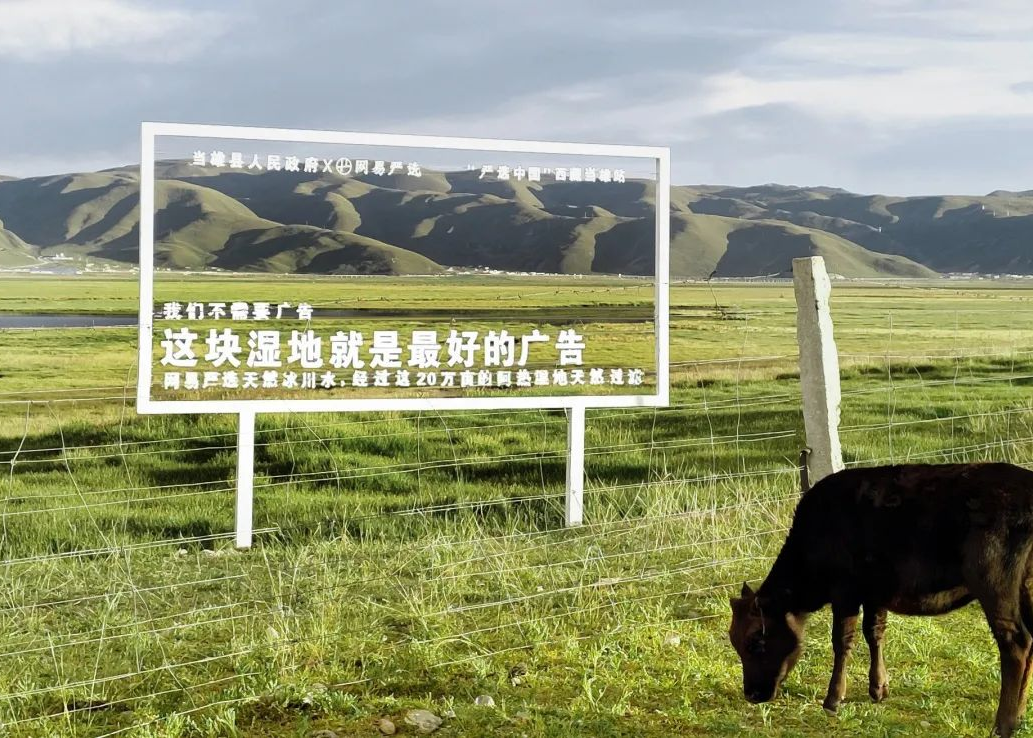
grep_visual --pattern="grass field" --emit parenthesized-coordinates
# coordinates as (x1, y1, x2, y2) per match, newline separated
(1, 274, 1033, 737)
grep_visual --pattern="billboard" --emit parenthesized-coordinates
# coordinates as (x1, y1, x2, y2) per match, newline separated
(137, 123, 669, 414)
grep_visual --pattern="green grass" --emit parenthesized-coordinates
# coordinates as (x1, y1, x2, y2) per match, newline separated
(1, 276, 1032, 736)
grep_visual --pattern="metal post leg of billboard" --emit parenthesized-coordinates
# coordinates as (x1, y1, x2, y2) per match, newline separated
(229, 406, 587, 545)
(565, 405, 586, 527)
(235, 411, 256, 549)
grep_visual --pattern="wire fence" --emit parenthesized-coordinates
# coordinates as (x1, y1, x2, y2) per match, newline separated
(1, 298, 1032, 735)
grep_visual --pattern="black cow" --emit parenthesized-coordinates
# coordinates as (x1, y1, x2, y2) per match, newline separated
(729, 462, 1033, 738)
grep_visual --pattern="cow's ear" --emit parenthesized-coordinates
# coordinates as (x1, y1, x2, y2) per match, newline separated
(741, 582, 754, 598)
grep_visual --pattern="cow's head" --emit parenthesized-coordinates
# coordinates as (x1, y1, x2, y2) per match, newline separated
(729, 582, 806, 703)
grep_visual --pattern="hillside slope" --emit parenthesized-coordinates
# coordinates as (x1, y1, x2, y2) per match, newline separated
(681, 184, 1033, 274)
(0, 218, 39, 267)
(3, 163, 1027, 277)
(590, 213, 936, 278)
(0, 170, 445, 275)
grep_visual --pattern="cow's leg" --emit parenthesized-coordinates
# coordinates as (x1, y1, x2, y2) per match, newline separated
(1019, 657, 1033, 721)
(980, 601, 1032, 738)
(1016, 574, 1033, 718)
(823, 602, 859, 713)
(862, 606, 889, 702)
(1019, 626, 1033, 721)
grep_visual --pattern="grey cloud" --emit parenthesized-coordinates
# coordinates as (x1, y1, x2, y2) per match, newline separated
(1, 0, 1030, 196)
(679, 103, 1033, 196)
(0, 0, 768, 175)
(853, 117, 1033, 196)
(673, 103, 881, 191)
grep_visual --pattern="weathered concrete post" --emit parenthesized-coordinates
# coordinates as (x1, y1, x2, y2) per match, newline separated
(792, 257, 844, 485)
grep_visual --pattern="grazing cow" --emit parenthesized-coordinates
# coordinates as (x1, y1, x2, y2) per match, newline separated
(728, 462, 1033, 738)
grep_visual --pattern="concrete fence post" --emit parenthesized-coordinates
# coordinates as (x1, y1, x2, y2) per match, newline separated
(792, 257, 844, 486)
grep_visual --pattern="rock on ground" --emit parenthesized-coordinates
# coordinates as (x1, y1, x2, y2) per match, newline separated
(404, 709, 442, 733)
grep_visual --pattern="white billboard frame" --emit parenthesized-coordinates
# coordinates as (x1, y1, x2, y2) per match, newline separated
(137, 122, 671, 543)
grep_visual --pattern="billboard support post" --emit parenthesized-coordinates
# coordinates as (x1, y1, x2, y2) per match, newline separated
(565, 405, 586, 527)
(235, 410, 256, 550)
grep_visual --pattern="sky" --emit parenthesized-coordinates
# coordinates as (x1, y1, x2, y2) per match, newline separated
(1, 0, 1031, 195)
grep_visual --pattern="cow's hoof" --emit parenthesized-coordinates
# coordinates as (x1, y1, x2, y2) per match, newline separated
(869, 682, 889, 703)
(993, 721, 1016, 738)
(822, 698, 840, 714)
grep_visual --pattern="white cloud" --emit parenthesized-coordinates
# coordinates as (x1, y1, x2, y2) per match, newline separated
(390, 72, 706, 147)
(0, 0, 227, 61)
(865, 0, 1033, 36)
(394, 15, 1033, 150)
(698, 33, 1033, 125)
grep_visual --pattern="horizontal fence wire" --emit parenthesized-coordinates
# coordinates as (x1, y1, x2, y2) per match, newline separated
(0, 528, 786, 666)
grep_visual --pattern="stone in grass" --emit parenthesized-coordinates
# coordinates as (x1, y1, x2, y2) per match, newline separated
(310, 731, 338, 738)
(474, 694, 496, 708)
(376, 718, 396, 735)
(663, 633, 682, 647)
(404, 709, 443, 733)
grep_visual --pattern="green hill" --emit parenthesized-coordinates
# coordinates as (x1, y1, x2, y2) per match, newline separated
(681, 184, 1033, 273)
(0, 217, 40, 267)
(590, 213, 936, 279)
(215, 225, 443, 275)
(3, 161, 1031, 277)
(0, 169, 445, 276)
(0, 172, 140, 247)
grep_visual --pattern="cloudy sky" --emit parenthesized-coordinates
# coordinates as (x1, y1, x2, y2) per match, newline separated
(1, 0, 1031, 195)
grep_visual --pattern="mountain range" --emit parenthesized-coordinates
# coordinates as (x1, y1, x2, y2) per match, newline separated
(0, 161, 1030, 278)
